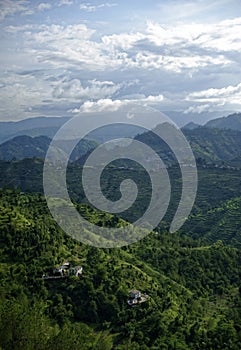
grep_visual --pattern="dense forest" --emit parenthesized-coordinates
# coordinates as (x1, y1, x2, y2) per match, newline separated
(0, 188, 241, 349)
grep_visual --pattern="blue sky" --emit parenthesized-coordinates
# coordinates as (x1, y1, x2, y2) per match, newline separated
(0, 0, 241, 121)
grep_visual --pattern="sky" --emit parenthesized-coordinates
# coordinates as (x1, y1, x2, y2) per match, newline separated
(0, 0, 241, 121)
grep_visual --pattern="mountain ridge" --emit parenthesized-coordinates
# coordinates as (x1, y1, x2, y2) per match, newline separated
(205, 112, 241, 130)
(0, 135, 97, 161)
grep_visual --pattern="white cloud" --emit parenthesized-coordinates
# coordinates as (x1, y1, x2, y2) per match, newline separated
(37, 3, 52, 11)
(28, 24, 95, 42)
(194, 17, 241, 52)
(23, 24, 120, 70)
(101, 20, 234, 71)
(14, 16, 241, 74)
(2, 12, 241, 119)
(146, 21, 196, 46)
(58, 0, 73, 6)
(145, 94, 164, 103)
(71, 94, 165, 113)
(102, 32, 145, 50)
(0, 0, 30, 21)
(5, 24, 37, 33)
(20, 22, 231, 73)
(79, 2, 117, 12)
(124, 52, 230, 72)
(0, 72, 51, 119)
(184, 104, 211, 114)
(186, 83, 241, 108)
(189, 84, 241, 99)
(52, 78, 121, 100)
(80, 99, 126, 112)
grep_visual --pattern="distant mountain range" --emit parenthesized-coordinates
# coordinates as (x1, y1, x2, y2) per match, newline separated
(1, 111, 240, 145)
(182, 122, 201, 130)
(136, 123, 241, 166)
(1, 112, 241, 164)
(0, 116, 69, 144)
(0, 135, 97, 161)
(183, 112, 241, 131)
(0, 116, 145, 145)
(164, 110, 233, 127)
(205, 113, 241, 130)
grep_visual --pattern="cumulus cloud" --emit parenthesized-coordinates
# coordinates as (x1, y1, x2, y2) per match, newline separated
(0, 0, 30, 21)
(80, 99, 126, 112)
(58, 0, 73, 6)
(37, 3, 52, 11)
(1, 7, 241, 119)
(186, 83, 241, 108)
(124, 52, 230, 72)
(145, 94, 164, 102)
(71, 94, 165, 113)
(79, 2, 117, 12)
(0, 72, 52, 119)
(5, 24, 37, 33)
(194, 17, 241, 52)
(22, 24, 112, 70)
(101, 19, 238, 71)
(20, 19, 236, 73)
(184, 104, 211, 114)
(52, 78, 121, 100)
(145, 18, 241, 53)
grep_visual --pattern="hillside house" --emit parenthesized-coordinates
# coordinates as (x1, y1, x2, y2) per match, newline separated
(69, 266, 83, 277)
(42, 262, 83, 279)
(129, 289, 141, 299)
(127, 289, 148, 306)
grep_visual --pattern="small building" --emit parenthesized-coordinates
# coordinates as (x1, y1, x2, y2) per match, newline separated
(129, 289, 141, 299)
(127, 289, 148, 306)
(69, 266, 83, 277)
(42, 262, 83, 280)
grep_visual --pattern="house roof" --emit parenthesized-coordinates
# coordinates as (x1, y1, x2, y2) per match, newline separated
(129, 289, 140, 294)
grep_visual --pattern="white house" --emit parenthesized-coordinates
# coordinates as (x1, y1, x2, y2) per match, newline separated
(69, 266, 83, 277)
(129, 289, 141, 299)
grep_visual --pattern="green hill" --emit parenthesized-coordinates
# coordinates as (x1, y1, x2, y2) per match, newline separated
(0, 135, 97, 161)
(136, 125, 241, 166)
(3, 122, 241, 166)
(0, 189, 241, 349)
(0, 116, 69, 144)
(205, 112, 241, 131)
(184, 127, 241, 164)
(2, 158, 241, 236)
(182, 196, 241, 247)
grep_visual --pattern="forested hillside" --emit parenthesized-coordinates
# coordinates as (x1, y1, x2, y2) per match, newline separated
(0, 135, 97, 161)
(0, 189, 241, 349)
(136, 126, 241, 166)
(2, 120, 241, 165)
(1, 158, 241, 231)
(205, 113, 241, 131)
